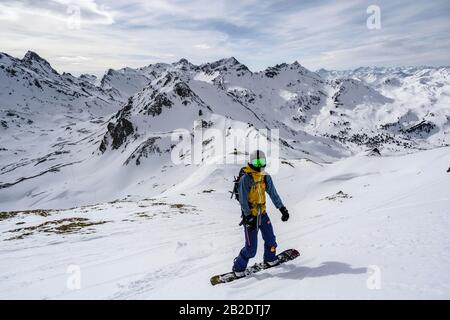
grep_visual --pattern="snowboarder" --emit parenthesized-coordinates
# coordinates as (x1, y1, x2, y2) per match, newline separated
(232, 150, 290, 277)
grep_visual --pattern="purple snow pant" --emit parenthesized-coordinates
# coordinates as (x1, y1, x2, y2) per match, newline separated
(233, 213, 277, 272)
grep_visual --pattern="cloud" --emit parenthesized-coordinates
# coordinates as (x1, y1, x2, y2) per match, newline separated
(194, 44, 212, 50)
(0, 0, 115, 25)
(0, 0, 449, 75)
(57, 56, 92, 62)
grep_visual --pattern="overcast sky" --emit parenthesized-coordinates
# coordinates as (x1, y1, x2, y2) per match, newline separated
(1, 0, 449, 76)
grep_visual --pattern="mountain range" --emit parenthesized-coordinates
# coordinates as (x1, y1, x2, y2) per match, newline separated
(1, 51, 449, 210)
(1, 51, 450, 299)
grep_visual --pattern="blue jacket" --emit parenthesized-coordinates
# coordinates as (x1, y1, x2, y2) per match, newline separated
(239, 173, 284, 216)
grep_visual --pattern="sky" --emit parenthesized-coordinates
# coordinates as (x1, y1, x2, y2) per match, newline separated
(1, 0, 449, 76)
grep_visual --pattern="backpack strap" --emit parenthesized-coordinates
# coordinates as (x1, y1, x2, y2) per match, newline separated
(231, 166, 249, 200)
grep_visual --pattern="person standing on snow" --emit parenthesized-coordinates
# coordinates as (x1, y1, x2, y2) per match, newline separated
(232, 150, 290, 277)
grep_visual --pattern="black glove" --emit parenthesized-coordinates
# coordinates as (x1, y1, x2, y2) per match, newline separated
(279, 206, 289, 222)
(241, 214, 257, 229)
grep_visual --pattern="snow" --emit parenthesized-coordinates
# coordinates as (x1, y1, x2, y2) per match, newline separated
(279, 89, 297, 101)
(194, 71, 220, 84)
(0, 147, 449, 299)
(1, 51, 450, 299)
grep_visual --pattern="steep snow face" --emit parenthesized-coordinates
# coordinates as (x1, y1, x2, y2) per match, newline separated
(194, 71, 220, 84)
(0, 51, 133, 211)
(0, 147, 449, 299)
(99, 67, 157, 102)
(98, 71, 215, 168)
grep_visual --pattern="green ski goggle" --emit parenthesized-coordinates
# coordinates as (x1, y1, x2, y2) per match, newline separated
(251, 158, 266, 168)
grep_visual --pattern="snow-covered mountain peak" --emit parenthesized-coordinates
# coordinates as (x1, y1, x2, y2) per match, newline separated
(79, 73, 98, 85)
(260, 60, 319, 80)
(212, 56, 241, 66)
(201, 57, 250, 74)
(176, 58, 190, 65)
(317, 65, 450, 81)
(22, 50, 59, 76)
(23, 50, 48, 64)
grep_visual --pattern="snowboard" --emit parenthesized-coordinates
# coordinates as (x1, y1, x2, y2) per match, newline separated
(210, 248, 300, 286)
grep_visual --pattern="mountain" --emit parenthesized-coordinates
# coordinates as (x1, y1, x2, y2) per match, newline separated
(1, 51, 450, 299)
(1, 52, 449, 211)
(0, 51, 125, 123)
(320, 66, 450, 147)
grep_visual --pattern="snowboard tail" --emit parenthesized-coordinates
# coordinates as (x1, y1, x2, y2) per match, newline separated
(210, 248, 300, 286)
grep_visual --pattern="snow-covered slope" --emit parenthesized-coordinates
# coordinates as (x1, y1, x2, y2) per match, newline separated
(1, 52, 450, 210)
(1, 147, 449, 299)
(1, 51, 450, 299)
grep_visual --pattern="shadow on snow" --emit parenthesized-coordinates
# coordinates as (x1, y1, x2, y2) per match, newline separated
(250, 261, 367, 282)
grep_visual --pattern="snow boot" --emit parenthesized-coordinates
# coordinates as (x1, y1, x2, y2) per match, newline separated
(264, 258, 279, 267)
(232, 266, 246, 278)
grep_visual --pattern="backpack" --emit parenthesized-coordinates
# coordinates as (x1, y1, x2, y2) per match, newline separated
(230, 167, 246, 202)
(230, 167, 268, 202)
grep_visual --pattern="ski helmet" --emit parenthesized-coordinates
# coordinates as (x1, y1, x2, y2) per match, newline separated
(249, 150, 267, 168)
